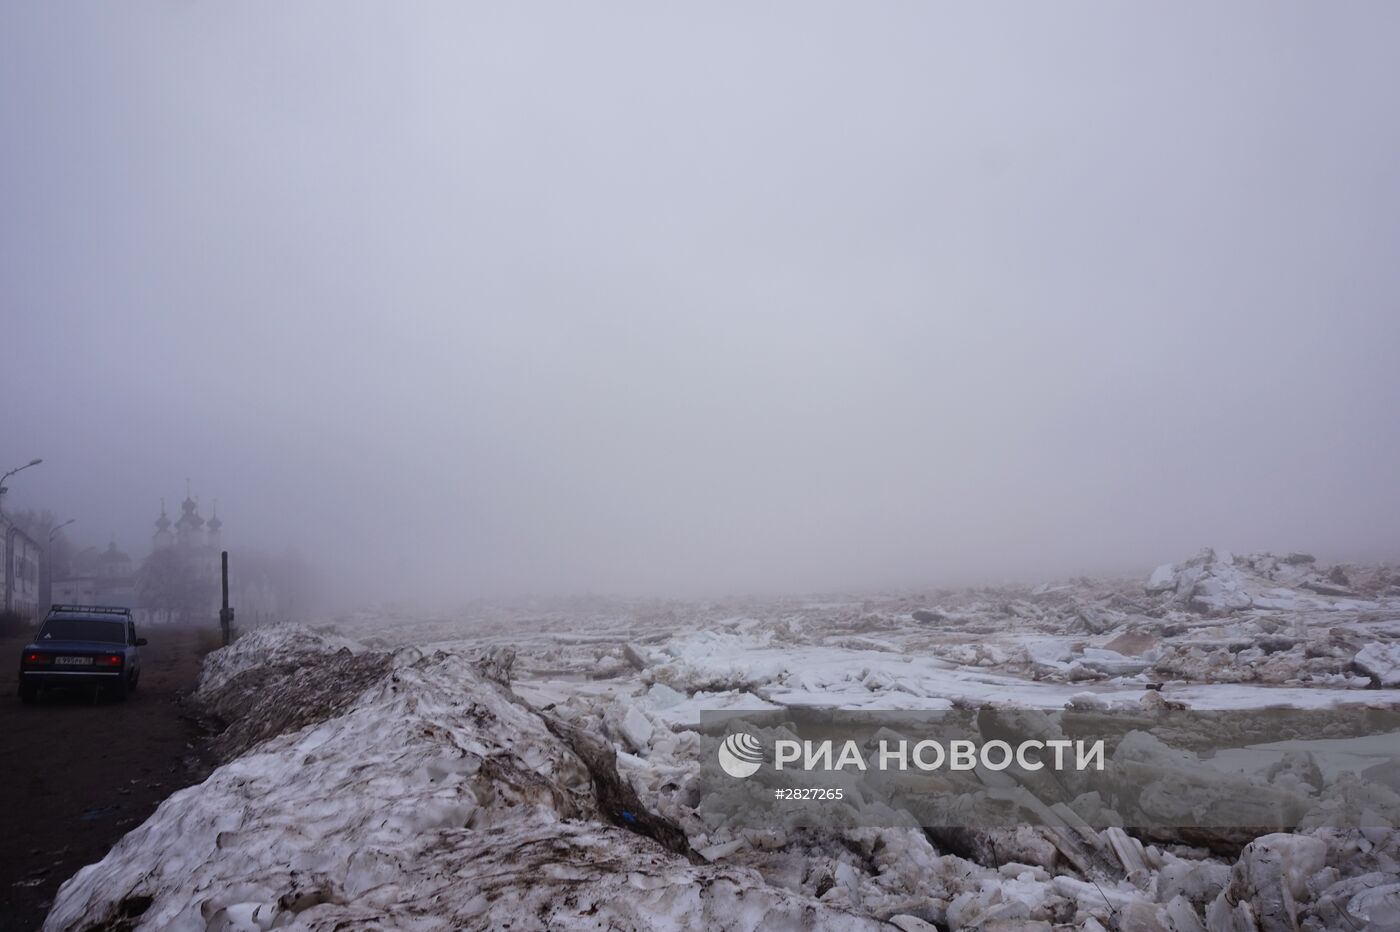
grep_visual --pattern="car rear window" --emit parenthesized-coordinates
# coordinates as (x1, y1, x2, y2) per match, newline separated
(38, 619, 127, 644)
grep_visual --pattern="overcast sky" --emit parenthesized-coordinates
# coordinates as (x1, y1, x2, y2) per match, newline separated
(2, 3, 1398, 602)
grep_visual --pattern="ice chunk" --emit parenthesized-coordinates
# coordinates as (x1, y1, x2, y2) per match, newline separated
(1342, 882, 1400, 930)
(1163, 895, 1207, 932)
(645, 682, 686, 710)
(1078, 648, 1151, 677)
(617, 704, 655, 753)
(1156, 857, 1230, 906)
(1220, 833, 1327, 932)
(1148, 563, 1178, 593)
(1354, 642, 1400, 688)
(889, 917, 939, 932)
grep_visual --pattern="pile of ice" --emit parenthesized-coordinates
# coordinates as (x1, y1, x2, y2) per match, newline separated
(1144, 549, 1390, 615)
(45, 629, 883, 931)
(46, 611, 1400, 931)
(310, 551, 1399, 704)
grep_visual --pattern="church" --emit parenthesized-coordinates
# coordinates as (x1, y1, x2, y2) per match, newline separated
(51, 488, 222, 620)
(147, 489, 280, 625)
(152, 490, 223, 559)
(54, 487, 282, 625)
(138, 488, 226, 623)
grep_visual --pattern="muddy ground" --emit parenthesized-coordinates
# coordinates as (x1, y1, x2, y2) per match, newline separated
(0, 625, 213, 931)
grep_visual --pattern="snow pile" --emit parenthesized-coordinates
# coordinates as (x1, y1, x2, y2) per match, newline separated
(195, 624, 396, 759)
(197, 624, 367, 694)
(45, 630, 882, 932)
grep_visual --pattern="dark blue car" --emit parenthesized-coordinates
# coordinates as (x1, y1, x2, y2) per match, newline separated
(18, 605, 146, 702)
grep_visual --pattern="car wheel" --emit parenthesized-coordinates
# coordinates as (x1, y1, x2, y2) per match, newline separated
(18, 681, 37, 704)
(128, 671, 139, 694)
(110, 677, 128, 702)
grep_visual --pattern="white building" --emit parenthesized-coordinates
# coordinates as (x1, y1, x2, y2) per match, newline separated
(51, 540, 137, 611)
(1, 516, 41, 619)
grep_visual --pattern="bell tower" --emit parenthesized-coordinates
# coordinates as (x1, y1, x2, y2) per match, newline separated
(152, 499, 174, 549)
(207, 501, 223, 550)
(175, 480, 204, 548)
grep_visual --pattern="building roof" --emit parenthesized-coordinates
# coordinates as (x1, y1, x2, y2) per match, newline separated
(96, 541, 131, 565)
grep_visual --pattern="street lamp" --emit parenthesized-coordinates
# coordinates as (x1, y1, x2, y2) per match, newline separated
(41, 519, 75, 612)
(0, 458, 43, 520)
(48, 518, 75, 543)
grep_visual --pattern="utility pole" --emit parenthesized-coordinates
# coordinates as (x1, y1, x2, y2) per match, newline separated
(219, 550, 234, 646)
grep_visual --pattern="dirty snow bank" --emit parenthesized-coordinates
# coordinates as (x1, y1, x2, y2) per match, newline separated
(197, 624, 367, 694)
(195, 625, 394, 759)
(45, 627, 881, 932)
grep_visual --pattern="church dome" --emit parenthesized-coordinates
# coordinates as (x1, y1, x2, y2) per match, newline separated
(176, 493, 204, 532)
(97, 540, 130, 565)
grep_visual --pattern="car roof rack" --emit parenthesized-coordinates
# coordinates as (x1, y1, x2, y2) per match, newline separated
(48, 604, 132, 616)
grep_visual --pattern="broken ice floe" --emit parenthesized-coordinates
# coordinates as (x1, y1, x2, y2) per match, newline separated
(42, 549, 1400, 930)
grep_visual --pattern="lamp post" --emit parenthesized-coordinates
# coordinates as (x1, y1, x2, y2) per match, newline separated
(48, 518, 75, 544)
(42, 519, 75, 611)
(0, 458, 43, 520)
(1, 458, 43, 614)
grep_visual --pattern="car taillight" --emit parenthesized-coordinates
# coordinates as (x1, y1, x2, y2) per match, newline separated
(22, 652, 49, 666)
(94, 654, 123, 667)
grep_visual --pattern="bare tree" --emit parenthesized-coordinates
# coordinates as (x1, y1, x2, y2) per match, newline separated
(137, 546, 216, 624)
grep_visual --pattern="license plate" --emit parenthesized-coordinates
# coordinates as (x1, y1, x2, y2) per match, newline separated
(54, 656, 93, 666)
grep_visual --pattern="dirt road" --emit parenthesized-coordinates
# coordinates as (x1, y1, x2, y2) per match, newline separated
(0, 625, 213, 931)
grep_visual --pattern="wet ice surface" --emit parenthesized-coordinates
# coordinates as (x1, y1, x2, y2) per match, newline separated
(44, 550, 1400, 930)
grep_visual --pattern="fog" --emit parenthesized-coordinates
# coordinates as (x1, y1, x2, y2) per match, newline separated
(3, 3, 1398, 604)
